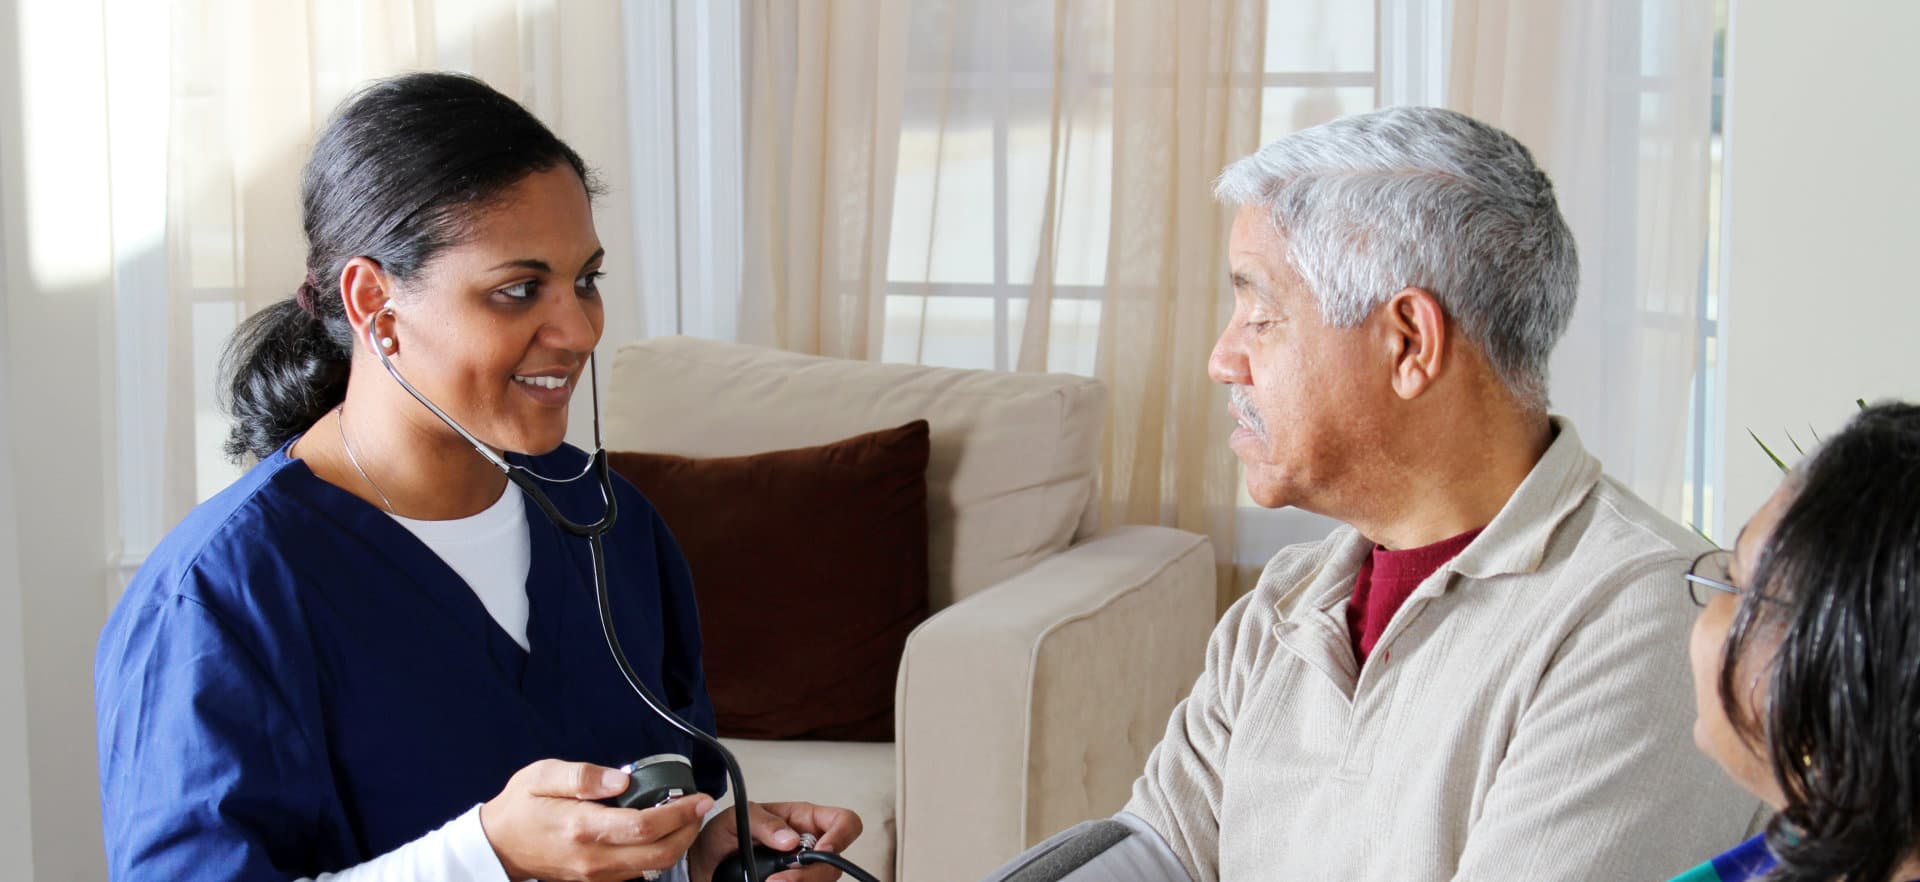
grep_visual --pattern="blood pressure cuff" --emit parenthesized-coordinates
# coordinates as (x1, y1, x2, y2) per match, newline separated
(980, 812, 1193, 882)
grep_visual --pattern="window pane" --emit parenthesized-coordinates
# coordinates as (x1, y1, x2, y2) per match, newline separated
(888, 88, 998, 285)
(881, 293, 928, 364)
(1005, 0, 1058, 74)
(193, 300, 244, 501)
(998, 297, 1105, 376)
(905, 0, 1003, 76)
(882, 293, 999, 370)
(1265, 0, 1374, 73)
(1260, 86, 1375, 145)
(1034, 296, 1103, 377)
(177, 97, 237, 290)
(1064, 0, 1118, 74)
(1007, 88, 1113, 286)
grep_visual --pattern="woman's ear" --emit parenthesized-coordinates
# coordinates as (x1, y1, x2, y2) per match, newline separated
(1382, 286, 1449, 400)
(339, 257, 395, 353)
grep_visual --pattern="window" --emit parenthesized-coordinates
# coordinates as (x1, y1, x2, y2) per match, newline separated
(880, 0, 1723, 558)
(883, 0, 1390, 558)
(1684, 0, 1731, 540)
(883, 0, 1384, 380)
(881, 1, 1113, 376)
(107, 7, 253, 576)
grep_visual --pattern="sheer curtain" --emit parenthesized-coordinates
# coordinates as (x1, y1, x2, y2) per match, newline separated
(3, 3, 651, 873)
(1448, 0, 1716, 521)
(739, 1, 909, 358)
(1083, 1, 1267, 605)
(134, 0, 645, 555)
(753, 0, 1269, 606)
(815, 0, 1717, 608)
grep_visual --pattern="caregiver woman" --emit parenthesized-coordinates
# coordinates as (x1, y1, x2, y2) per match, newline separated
(94, 71, 859, 882)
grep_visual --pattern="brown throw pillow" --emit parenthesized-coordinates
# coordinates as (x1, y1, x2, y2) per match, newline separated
(609, 420, 931, 741)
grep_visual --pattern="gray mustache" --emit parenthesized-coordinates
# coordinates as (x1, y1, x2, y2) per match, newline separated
(1229, 386, 1266, 437)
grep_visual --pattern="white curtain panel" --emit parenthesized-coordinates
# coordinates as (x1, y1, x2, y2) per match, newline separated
(134, 0, 643, 545)
(858, 0, 1714, 596)
(1, 5, 647, 872)
(1449, 0, 1716, 522)
(836, 0, 1270, 606)
(739, 0, 910, 359)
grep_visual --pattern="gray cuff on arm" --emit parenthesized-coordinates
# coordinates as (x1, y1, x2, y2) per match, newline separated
(979, 812, 1192, 882)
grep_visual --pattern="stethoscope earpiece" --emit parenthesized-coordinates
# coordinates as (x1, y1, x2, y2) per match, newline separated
(374, 307, 397, 353)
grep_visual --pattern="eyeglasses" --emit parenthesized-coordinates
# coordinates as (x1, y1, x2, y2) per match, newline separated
(1686, 550, 1739, 606)
(1685, 549, 1782, 608)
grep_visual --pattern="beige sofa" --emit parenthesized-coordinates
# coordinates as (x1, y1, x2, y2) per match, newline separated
(602, 336, 1216, 882)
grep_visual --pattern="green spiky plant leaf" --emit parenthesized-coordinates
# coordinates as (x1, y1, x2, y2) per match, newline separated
(1711, 400, 1869, 543)
(1748, 400, 1869, 476)
(1748, 428, 1790, 474)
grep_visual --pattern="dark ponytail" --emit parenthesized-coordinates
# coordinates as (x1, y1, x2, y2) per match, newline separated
(219, 71, 596, 461)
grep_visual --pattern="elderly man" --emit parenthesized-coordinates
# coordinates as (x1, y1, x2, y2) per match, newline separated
(988, 108, 1758, 882)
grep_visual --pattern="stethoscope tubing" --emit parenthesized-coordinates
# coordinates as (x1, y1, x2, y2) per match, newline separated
(366, 321, 771, 882)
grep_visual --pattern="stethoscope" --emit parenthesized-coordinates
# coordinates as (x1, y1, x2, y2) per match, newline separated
(367, 316, 877, 882)
(368, 310, 621, 539)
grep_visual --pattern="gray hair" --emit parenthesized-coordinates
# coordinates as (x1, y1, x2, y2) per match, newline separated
(1215, 106, 1577, 410)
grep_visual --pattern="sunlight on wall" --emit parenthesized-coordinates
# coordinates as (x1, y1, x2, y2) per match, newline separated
(17, 0, 113, 292)
(8, 2, 119, 876)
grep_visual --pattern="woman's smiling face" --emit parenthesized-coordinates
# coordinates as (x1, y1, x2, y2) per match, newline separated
(382, 165, 606, 455)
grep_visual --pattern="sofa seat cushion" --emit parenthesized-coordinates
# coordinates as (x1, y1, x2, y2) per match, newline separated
(720, 737, 897, 882)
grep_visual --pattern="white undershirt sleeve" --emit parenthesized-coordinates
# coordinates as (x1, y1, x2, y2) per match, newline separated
(295, 804, 508, 882)
(295, 804, 692, 882)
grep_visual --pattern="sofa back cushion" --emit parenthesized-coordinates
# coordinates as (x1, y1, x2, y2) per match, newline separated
(603, 336, 1105, 608)
(610, 421, 931, 741)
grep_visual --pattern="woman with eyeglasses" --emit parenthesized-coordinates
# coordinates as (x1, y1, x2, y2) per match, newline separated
(1670, 401, 1920, 882)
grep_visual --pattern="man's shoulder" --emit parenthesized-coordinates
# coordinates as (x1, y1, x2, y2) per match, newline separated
(1561, 471, 1713, 576)
(1520, 471, 1714, 632)
(1595, 470, 1710, 546)
(1498, 416, 1707, 584)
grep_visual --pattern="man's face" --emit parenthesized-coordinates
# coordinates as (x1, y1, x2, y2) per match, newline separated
(1208, 206, 1386, 511)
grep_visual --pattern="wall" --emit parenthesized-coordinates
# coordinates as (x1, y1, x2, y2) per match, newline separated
(0, 119, 41, 877)
(1719, 0, 1920, 530)
(1, 0, 118, 877)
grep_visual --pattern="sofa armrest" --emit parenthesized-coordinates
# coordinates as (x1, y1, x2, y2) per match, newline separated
(894, 525, 1215, 882)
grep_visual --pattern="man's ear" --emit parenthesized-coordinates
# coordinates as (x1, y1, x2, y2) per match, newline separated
(1382, 287, 1448, 400)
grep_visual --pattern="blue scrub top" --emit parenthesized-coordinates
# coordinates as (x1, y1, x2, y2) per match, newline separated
(95, 441, 723, 880)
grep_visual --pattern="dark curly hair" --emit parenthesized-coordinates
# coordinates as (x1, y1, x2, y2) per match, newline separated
(219, 71, 598, 461)
(1718, 401, 1920, 881)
